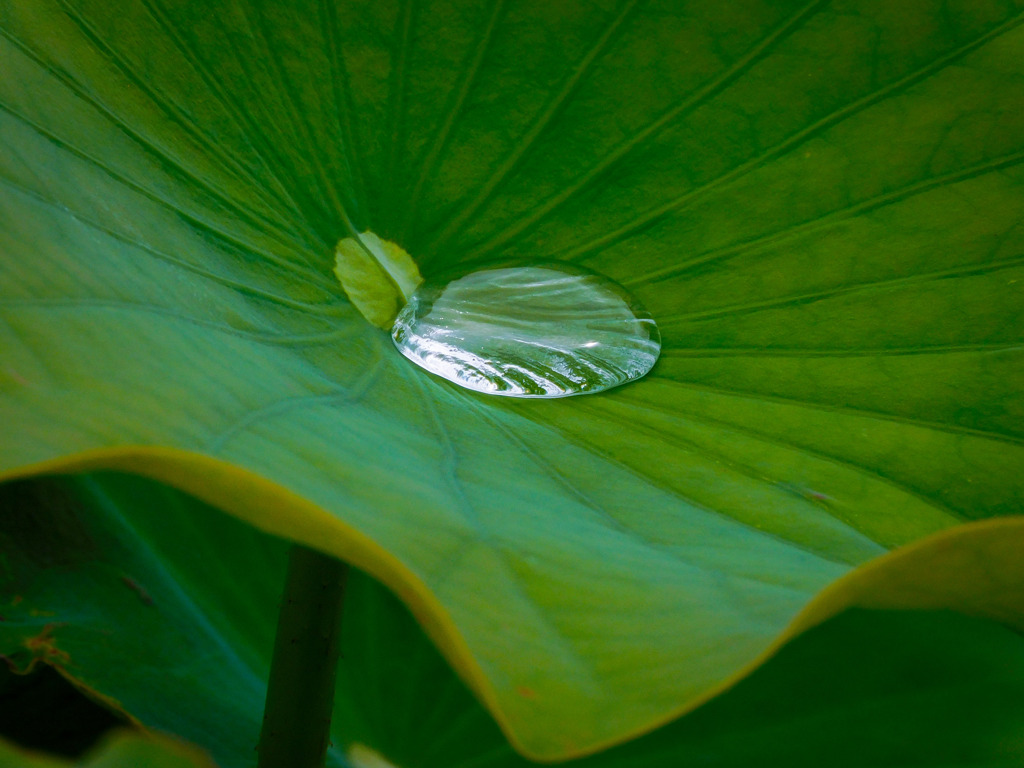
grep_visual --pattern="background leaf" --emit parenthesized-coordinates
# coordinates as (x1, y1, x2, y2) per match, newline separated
(2, 474, 1024, 768)
(1, 0, 1022, 757)
(0, 732, 217, 768)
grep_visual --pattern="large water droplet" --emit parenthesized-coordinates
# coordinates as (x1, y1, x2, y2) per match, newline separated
(391, 264, 660, 398)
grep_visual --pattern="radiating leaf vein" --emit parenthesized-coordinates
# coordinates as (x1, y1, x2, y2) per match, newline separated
(654, 377, 1024, 447)
(423, 0, 646, 259)
(652, 256, 1024, 323)
(0, 173, 343, 314)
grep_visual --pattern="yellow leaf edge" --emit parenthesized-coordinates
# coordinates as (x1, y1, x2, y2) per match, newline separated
(0, 729, 217, 768)
(1, 447, 1021, 763)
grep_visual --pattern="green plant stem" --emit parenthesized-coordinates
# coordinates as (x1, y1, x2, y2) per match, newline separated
(257, 545, 348, 768)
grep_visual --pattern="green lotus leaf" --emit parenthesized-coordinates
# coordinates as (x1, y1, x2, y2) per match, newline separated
(1, 0, 1022, 758)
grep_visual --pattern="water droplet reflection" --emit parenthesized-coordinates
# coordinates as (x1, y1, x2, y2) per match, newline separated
(391, 264, 660, 398)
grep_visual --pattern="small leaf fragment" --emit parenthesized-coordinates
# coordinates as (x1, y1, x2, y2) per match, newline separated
(333, 233, 423, 329)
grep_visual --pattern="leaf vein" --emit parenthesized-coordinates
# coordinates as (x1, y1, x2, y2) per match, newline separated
(661, 343, 1024, 358)
(321, 0, 373, 230)
(399, 0, 508, 242)
(0, 298, 353, 347)
(652, 377, 1024, 447)
(653, 255, 1024, 323)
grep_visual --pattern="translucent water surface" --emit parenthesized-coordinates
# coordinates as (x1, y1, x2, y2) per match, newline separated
(391, 265, 660, 398)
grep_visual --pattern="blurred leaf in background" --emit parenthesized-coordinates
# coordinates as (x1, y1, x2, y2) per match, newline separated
(1, 475, 1024, 767)
(0, 730, 217, 768)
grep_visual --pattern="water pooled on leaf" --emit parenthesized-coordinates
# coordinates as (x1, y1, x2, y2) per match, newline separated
(391, 264, 660, 398)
